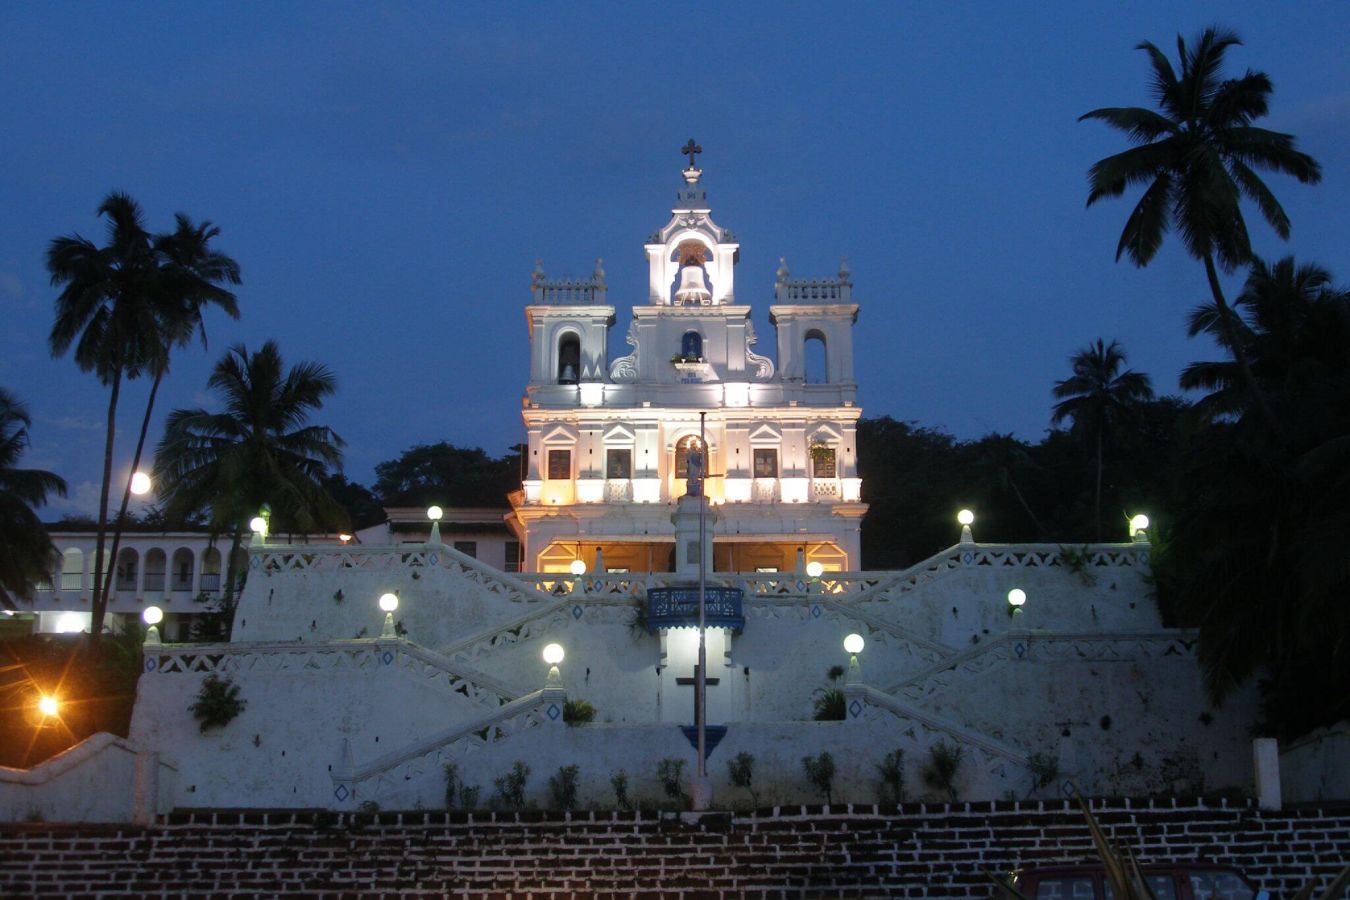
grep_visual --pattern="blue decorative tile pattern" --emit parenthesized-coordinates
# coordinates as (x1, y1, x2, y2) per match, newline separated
(961, 551, 974, 565)
(547, 703, 561, 721)
(1014, 642, 1027, 658)
(381, 650, 394, 666)
(848, 699, 863, 718)
(810, 604, 822, 619)
(427, 553, 439, 565)
(572, 605, 584, 620)
(144, 657, 158, 672)
(334, 784, 349, 802)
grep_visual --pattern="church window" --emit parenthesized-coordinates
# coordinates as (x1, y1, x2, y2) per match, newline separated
(454, 541, 477, 559)
(753, 448, 778, 478)
(679, 331, 703, 360)
(805, 331, 827, 384)
(606, 448, 631, 479)
(674, 435, 704, 478)
(557, 334, 580, 384)
(811, 447, 837, 478)
(547, 449, 571, 479)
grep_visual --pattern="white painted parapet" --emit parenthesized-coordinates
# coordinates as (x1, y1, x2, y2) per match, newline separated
(0, 733, 177, 823)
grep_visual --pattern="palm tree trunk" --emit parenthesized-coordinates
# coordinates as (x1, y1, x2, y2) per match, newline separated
(1202, 253, 1283, 436)
(100, 368, 164, 609)
(1008, 478, 1044, 539)
(1094, 426, 1103, 542)
(220, 524, 245, 639)
(89, 366, 123, 643)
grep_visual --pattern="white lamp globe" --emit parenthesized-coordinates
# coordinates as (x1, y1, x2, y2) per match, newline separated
(569, 558, 587, 576)
(129, 471, 152, 496)
(1129, 513, 1150, 534)
(142, 606, 163, 626)
(378, 592, 399, 613)
(805, 560, 824, 578)
(957, 509, 975, 526)
(249, 516, 268, 535)
(427, 505, 443, 521)
(843, 633, 865, 655)
(1007, 588, 1027, 608)
(542, 643, 565, 665)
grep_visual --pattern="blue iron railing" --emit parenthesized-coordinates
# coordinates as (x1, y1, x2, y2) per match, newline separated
(645, 586, 744, 631)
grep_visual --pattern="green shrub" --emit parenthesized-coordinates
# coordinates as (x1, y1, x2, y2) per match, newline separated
(563, 698, 595, 725)
(610, 770, 631, 810)
(877, 749, 905, 804)
(922, 740, 964, 803)
(802, 752, 836, 805)
(657, 758, 685, 802)
(444, 762, 480, 810)
(728, 751, 758, 806)
(189, 674, 246, 732)
(492, 760, 530, 810)
(549, 764, 580, 810)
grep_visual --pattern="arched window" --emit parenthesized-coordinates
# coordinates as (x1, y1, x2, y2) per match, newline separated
(115, 548, 139, 592)
(144, 548, 167, 593)
(60, 548, 83, 592)
(202, 547, 223, 592)
(171, 548, 195, 593)
(680, 331, 703, 361)
(557, 334, 580, 384)
(805, 331, 828, 384)
(674, 434, 705, 479)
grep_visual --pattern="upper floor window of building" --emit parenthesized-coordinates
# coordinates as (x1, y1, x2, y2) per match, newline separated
(811, 446, 837, 478)
(606, 448, 631, 480)
(753, 448, 778, 478)
(547, 449, 571, 479)
(454, 541, 477, 559)
(504, 540, 521, 573)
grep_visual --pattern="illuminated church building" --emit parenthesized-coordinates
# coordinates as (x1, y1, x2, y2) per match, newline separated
(510, 149, 866, 575)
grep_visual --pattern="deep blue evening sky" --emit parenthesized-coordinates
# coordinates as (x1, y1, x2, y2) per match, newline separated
(3, 3, 1348, 517)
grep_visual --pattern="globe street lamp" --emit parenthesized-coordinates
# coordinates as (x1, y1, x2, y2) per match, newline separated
(379, 592, 399, 638)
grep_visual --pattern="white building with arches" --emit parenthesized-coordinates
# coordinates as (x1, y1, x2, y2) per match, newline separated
(511, 159, 867, 575)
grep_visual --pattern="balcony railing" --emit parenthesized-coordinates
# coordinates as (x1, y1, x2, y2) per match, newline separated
(645, 586, 744, 631)
(143, 573, 166, 592)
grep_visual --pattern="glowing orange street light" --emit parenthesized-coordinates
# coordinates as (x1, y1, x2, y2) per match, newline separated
(38, 696, 59, 717)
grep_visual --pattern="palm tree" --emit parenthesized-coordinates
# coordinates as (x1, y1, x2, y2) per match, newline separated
(0, 390, 68, 609)
(98, 214, 241, 607)
(154, 342, 347, 623)
(1182, 256, 1344, 423)
(47, 193, 164, 636)
(1080, 27, 1321, 434)
(1051, 340, 1154, 540)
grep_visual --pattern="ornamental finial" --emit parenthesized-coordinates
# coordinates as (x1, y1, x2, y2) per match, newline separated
(681, 138, 702, 168)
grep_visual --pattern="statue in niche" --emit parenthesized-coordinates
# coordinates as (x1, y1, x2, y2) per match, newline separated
(685, 443, 704, 497)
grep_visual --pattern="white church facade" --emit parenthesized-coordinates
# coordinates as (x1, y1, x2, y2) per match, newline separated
(511, 154, 865, 575)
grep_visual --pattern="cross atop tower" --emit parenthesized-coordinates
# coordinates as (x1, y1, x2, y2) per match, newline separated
(681, 138, 702, 169)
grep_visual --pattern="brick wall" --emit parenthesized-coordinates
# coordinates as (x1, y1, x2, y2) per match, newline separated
(1, 799, 1347, 898)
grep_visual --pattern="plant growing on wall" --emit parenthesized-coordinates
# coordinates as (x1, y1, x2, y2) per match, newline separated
(1057, 544, 1098, 586)
(802, 752, 836, 805)
(656, 758, 685, 804)
(548, 764, 580, 810)
(877, 749, 905, 804)
(189, 674, 246, 732)
(610, 770, 631, 811)
(443, 762, 481, 810)
(1026, 752, 1060, 798)
(727, 752, 758, 807)
(492, 760, 530, 810)
(812, 665, 847, 721)
(922, 741, 964, 803)
(563, 698, 595, 726)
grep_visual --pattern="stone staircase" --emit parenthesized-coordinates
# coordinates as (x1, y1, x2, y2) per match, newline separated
(1, 800, 1347, 897)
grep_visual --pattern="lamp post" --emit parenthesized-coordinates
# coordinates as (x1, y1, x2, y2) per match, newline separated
(1007, 588, 1027, 619)
(694, 410, 709, 808)
(129, 471, 152, 496)
(427, 506, 443, 545)
(143, 605, 164, 645)
(1128, 513, 1150, 543)
(957, 509, 975, 543)
(379, 592, 399, 638)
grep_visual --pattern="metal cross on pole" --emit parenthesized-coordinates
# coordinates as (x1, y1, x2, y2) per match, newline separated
(682, 138, 702, 169)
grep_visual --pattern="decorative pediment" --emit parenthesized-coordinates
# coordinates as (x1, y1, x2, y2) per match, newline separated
(748, 423, 782, 444)
(603, 423, 637, 444)
(541, 424, 577, 445)
(808, 423, 843, 444)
